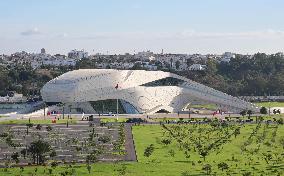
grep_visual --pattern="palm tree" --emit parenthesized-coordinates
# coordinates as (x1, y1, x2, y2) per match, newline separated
(28, 140, 51, 165)
(58, 103, 65, 119)
(26, 123, 33, 135)
(234, 128, 241, 138)
(11, 152, 19, 164)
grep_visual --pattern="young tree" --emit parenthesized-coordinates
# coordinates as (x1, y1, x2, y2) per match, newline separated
(200, 150, 208, 161)
(262, 153, 272, 164)
(86, 149, 101, 165)
(144, 144, 155, 158)
(242, 171, 252, 176)
(240, 110, 247, 119)
(48, 168, 53, 175)
(87, 164, 92, 174)
(184, 150, 191, 160)
(258, 116, 264, 122)
(279, 137, 284, 149)
(161, 138, 171, 145)
(98, 135, 111, 143)
(36, 124, 42, 130)
(51, 161, 58, 169)
(202, 164, 212, 175)
(20, 167, 24, 174)
(46, 125, 52, 131)
(117, 164, 127, 176)
(218, 162, 229, 171)
(181, 171, 191, 176)
(50, 150, 57, 160)
(277, 118, 284, 125)
(11, 152, 19, 164)
(234, 128, 241, 138)
(168, 149, 175, 157)
(20, 149, 27, 159)
(247, 110, 253, 118)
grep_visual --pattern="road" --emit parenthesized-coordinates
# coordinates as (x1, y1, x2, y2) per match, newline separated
(0, 112, 265, 122)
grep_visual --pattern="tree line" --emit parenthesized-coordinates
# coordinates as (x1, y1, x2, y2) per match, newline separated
(178, 53, 284, 96)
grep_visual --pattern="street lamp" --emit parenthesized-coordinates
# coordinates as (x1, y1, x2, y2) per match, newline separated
(43, 102, 46, 120)
(67, 104, 71, 128)
(115, 84, 119, 121)
(268, 101, 271, 116)
(116, 98, 119, 121)
(62, 104, 65, 119)
(59, 103, 65, 119)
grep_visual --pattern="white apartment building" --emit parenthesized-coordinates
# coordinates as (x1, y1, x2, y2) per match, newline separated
(188, 64, 206, 71)
(68, 49, 88, 60)
(221, 52, 235, 63)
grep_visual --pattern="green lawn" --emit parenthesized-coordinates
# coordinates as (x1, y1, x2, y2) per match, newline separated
(100, 117, 128, 123)
(1, 123, 284, 175)
(0, 118, 77, 125)
(132, 124, 284, 175)
(189, 104, 218, 110)
(256, 101, 284, 107)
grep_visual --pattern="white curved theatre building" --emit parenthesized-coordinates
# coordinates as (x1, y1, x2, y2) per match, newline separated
(41, 69, 258, 114)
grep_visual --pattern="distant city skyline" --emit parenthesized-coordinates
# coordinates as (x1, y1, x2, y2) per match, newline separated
(1, 0, 284, 55)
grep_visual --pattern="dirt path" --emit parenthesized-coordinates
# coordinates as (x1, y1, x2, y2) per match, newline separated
(124, 123, 137, 161)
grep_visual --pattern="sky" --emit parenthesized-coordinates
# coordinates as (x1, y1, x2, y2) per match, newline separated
(0, 0, 284, 55)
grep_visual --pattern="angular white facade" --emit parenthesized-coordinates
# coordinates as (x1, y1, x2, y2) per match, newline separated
(41, 69, 258, 114)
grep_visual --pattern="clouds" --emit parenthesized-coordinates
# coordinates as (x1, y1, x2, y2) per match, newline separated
(64, 29, 284, 41)
(20, 27, 41, 36)
(20, 28, 70, 39)
(4, 28, 284, 55)
(174, 29, 284, 39)
(18, 27, 284, 41)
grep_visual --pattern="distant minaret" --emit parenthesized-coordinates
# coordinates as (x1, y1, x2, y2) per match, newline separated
(161, 49, 164, 55)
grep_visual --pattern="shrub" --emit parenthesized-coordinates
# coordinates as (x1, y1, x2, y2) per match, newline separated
(98, 135, 111, 143)
(46, 125, 52, 131)
(260, 107, 268, 114)
(51, 161, 58, 168)
(277, 118, 283, 125)
(144, 144, 155, 158)
(161, 138, 172, 145)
